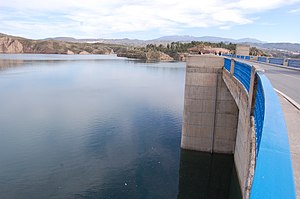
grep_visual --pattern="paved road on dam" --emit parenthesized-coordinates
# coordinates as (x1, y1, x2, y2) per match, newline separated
(243, 60, 300, 105)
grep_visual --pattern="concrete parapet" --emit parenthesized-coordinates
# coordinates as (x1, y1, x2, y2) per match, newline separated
(223, 69, 253, 198)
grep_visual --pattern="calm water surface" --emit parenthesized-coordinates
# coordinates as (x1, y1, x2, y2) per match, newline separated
(0, 54, 241, 199)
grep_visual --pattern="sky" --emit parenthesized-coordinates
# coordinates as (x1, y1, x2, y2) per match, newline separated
(1, 0, 300, 43)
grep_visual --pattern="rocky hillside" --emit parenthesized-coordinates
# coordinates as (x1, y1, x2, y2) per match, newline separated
(0, 33, 127, 55)
(0, 36, 24, 53)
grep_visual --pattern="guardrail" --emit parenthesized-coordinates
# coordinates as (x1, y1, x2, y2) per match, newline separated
(223, 58, 296, 199)
(233, 61, 251, 92)
(251, 72, 295, 199)
(287, 59, 300, 68)
(269, 57, 284, 65)
(224, 54, 300, 69)
(224, 58, 231, 72)
(257, 57, 267, 63)
(223, 54, 251, 61)
(253, 77, 264, 156)
(256, 56, 300, 69)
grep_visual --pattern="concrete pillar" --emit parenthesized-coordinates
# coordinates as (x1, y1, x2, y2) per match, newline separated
(284, 58, 289, 66)
(181, 55, 238, 154)
(250, 56, 258, 61)
(230, 59, 235, 75)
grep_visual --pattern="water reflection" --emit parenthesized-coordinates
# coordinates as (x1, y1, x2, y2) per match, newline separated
(0, 59, 26, 70)
(178, 150, 242, 199)
(0, 55, 184, 199)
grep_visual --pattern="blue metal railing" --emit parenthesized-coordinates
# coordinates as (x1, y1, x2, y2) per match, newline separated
(253, 75, 264, 156)
(257, 57, 267, 62)
(250, 72, 296, 199)
(256, 56, 300, 69)
(223, 58, 296, 198)
(269, 58, 284, 65)
(233, 61, 252, 92)
(226, 54, 300, 69)
(223, 54, 249, 59)
(224, 58, 231, 72)
(288, 59, 300, 68)
(222, 54, 233, 57)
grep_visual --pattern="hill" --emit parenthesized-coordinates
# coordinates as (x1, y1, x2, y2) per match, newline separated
(0, 33, 127, 55)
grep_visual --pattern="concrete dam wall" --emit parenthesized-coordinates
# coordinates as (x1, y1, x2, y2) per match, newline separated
(181, 55, 238, 153)
(181, 55, 296, 199)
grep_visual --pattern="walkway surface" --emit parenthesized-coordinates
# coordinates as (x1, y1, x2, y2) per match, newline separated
(247, 60, 300, 105)
(277, 94, 300, 199)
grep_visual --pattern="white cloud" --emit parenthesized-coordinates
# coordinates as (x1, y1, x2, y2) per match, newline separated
(233, 0, 299, 11)
(0, 0, 300, 38)
(289, 8, 300, 13)
(219, 26, 232, 30)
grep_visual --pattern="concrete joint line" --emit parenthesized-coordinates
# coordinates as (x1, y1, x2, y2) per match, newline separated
(245, 116, 256, 199)
(275, 89, 300, 111)
(211, 74, 219, 153)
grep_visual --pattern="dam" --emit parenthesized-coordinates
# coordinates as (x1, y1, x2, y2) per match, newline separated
(181, 55, 297, 199)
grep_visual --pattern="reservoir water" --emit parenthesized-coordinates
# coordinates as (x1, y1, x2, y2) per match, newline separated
(0, 54, 241, 199)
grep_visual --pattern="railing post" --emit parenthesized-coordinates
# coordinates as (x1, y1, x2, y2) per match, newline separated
(230, 59, 235, 75)
(283, 58, 289, 66)
(251, 56, 257, 61)
(250, 68, 265, 116)
(248, 65, 256, 110)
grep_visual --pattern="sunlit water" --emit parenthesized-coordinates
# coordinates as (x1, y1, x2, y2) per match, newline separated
(0, 54, 241, 199)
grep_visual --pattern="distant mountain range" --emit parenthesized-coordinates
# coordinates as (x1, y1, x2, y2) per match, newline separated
(2, 33, 300, 52)
(43, 35, 300, 52)
(150, 35, 264, 43)
(44, 35, 264, 45)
